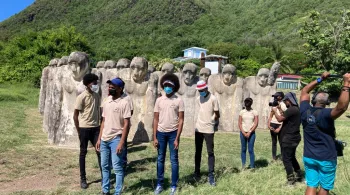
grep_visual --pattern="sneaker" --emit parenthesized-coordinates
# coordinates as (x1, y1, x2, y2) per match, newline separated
(170, 187, 176, 195)
(286, 174, 296, 186)
(295, 170, 304, 182)
(154, 185, 163, 195)
(208, 176, 216, 186)
(193, 172, 201, 181)
(80, 179, 88, 189)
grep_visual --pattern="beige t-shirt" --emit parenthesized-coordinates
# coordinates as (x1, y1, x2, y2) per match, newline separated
(74, 90, 101, 128)
(154, 95, 184, 132)
(239, 109, 258, 132)
(271, 101, 287, 124)
(101, 95, 132, 141)
(101, 93, 134, 111)
(195, 94, 219, 134)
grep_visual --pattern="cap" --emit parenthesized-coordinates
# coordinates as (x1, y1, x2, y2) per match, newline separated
(163, 80, 175, 87)
(272, 92, 284, 98)
(283, 92, 298, 106)
(196, 80, 208, 90)
(107, 78, 125, 88)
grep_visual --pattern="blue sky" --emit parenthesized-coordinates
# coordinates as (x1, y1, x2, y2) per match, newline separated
(0, 0, 35, 22)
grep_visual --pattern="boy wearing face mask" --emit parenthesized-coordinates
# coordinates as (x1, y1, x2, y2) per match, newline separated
(96, 77, 131, 195)
(194, 80, 220, 186)
(73, 73, 102, 189)
(153, 73, 184, 195)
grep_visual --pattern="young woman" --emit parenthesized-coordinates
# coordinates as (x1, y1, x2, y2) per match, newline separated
(238, 98, 259, 169)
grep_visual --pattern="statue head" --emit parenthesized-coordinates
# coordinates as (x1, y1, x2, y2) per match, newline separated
(161, 62, 175, 74)
(257, 68, 270, 87)
(116, 58, 130, 71)
(199, 67, 211, 83)
(221, 64, 237, 85)
(182, 63, 198, 85)
(130, 57, 148, 83)
(49, 58, 60, 67)
(148, 65, 155, 73)
(57, 56, 68, 67)
(68, 51, 89, 81)
(267, 62, 281, 86)
(104, 60, 116, 69)
(96, 61, 105, 69)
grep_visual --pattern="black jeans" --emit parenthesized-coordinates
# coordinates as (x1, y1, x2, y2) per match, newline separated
(270, 123, 282, 160)
(282, 144, 301, 176)
(195, 132, 215, 177)
(79, 127, 102, 180)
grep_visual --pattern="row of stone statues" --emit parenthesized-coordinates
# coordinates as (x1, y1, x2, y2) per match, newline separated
(39, 51, 280, 147)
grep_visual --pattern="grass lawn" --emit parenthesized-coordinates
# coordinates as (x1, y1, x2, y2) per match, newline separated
(0, 83, 350, 195)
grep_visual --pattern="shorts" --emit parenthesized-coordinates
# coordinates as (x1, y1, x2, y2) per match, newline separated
(303, 156, 337, 190)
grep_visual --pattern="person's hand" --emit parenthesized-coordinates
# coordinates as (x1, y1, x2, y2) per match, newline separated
(343, 73, 350, 87)
(153, 138, 159, 149)
(247, 132, 251, 138)
(275, 128, 281, 133)
(321, 71, 331, 80)
(268, 126, 274, 131)
(116, 142, 124, 154)
(96, 140, 101, 152)
(174, 138, 179, 150)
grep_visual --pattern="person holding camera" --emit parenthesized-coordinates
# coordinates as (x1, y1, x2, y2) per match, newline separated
(300, 72, 350, 195)
(268, 92, 287, 161)
(272, 92, 302, 185)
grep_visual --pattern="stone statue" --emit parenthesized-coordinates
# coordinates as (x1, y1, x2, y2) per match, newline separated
(117, 57, 158, 142)
(56, 51, 89, 146)
(116, 58, 130, 71)
(176, 63, 199, 136)
(199, 67, 211, 83)
(208, 64, 244, 132)
(92, 61, 107, 99)
(244, 64, 280, 129)
(148, 65, 155, 74)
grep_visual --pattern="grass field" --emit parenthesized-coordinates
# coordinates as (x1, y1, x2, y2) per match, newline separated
(0, 83, 350, 195)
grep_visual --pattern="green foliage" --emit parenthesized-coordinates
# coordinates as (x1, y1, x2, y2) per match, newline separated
(0, 26, 91, 86)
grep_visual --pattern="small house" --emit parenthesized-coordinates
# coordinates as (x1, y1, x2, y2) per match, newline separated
(277, 74, 302, 90)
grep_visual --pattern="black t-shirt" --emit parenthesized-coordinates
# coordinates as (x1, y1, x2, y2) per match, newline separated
(280, 105, 301, 146)
(300, 101, 337, 161)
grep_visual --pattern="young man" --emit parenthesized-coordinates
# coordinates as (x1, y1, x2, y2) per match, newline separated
(194, 80, 220, 186)
(73, 73, 101, 189)
(96, 77, 132, 195)
(153, 73, 184, 195)
(300, 72, 350, 195)
(272, 92, 302, 185)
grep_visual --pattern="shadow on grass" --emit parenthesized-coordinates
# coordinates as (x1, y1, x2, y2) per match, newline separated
(126, 157, 157, 174)
(255, 158, 269, 168)
(127, 145, 147, 153)
(126, 178, 168, 193)
(87, 178, 102, 186)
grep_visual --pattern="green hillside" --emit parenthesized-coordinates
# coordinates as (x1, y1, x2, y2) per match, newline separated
(1, 0, 350, 60)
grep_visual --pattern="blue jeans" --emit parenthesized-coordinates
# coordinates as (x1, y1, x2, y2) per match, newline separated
(156, 130, 179, 188)
(101, 136, 125, 195)
(240, 131, 256, 168)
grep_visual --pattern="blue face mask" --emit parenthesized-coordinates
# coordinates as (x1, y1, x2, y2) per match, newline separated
(164, 86, 173, 95)
(199, 91, 207, 97)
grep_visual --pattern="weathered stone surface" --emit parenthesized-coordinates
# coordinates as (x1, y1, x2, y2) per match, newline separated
(243, 65, 280, 129)
(176, 63, 199, 136)
(117, 57, 158, 143)
(208, 64, 243, 132)
(116, 58, 130, 71)
(55, 52, 89, 146)
(199, 67, 211, 83)
(155, 62, 175, 96)
(92, 61, 108, 99)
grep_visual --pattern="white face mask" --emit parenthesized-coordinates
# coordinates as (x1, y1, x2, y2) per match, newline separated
(91, 85, 99, 93)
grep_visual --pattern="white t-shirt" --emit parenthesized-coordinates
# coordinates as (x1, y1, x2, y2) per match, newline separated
(239, 109, 258, 132)
(271, 101, 287, 124)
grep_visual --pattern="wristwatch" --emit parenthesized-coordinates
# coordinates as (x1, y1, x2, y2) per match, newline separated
(316, 77, 323, 83)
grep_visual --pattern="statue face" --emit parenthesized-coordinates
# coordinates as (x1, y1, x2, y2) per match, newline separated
(199, 73, 210, 83)
(117, 64, 128, 71)
(182, 69, 196, 85)
(222, 70, 235, 85)
(130, 61, 147, 82)
(69, 59, 86, 80)
(257, 73, 269, 87)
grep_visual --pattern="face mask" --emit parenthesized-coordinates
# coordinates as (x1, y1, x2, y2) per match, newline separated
(164, 86, 173, 95)
(199, 91, 207, 97)
(91, 85, 99, 93)
(109, 88, 117, 96)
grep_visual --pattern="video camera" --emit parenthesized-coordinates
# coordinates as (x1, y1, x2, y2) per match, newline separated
(269, 92, 284, 107)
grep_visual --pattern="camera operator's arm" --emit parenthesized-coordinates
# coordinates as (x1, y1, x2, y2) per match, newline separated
(272, 107, 285, 122)
(300, 72, 330, 102)
(330, 73, 350, 120)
